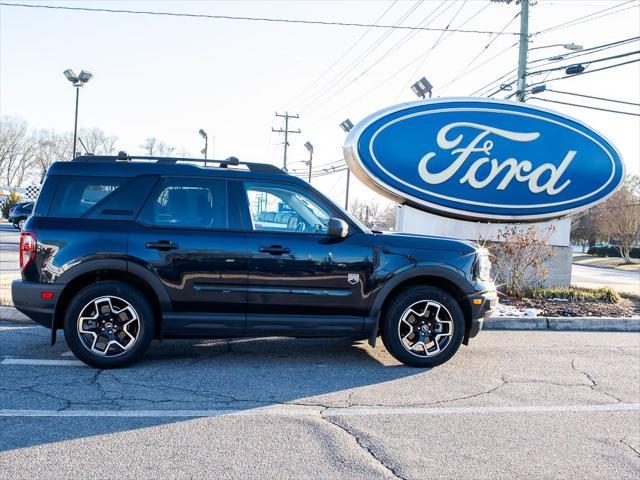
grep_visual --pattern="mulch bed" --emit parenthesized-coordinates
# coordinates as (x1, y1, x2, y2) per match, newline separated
(501, 296, 640, 317)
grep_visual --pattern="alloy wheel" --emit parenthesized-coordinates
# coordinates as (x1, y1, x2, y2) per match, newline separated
(77, 296, 140, 357)
(397, 300, 454, 357)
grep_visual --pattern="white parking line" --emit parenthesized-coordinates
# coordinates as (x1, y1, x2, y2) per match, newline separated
(1, 358, 85, 367)
(0, 325, 38, 331)
(0, 403, 638, 418)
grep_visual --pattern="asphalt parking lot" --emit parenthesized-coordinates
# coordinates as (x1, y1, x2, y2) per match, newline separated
(1, 324, 638, 479)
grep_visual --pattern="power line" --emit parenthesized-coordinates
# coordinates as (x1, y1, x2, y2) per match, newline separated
(396, 0, 482, 100)
(303, 2, 497, 123)
(496, 51, 640, 96)
(0, 2, 522, 35)
(438, 10, 520, 95)
(298, 0, 442, 114)
(296, 0, 425, 112)
(284, 0, 398, 107)
(526, 49, 640, 77)
(544, 89, 640, 108)
(527, 97, 640, 117)
(527, 58, 640, 88)
(533, 0, 639, 35)
(471, 35, 640, 97)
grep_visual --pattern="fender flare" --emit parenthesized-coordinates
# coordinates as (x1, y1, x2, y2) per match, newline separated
(52, 259, 172, 343)
(367, 265, 474, 346)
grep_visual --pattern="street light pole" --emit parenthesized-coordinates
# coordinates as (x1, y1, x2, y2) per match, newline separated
(345, 170, 351, 211)
(339, 119, 355, 211)
(516, 0, 530, 102)
(63, 69, 93, 158)
(303, 141, 314, 184)
(73, 86, 80, 158)
(199, 129, 208, 166)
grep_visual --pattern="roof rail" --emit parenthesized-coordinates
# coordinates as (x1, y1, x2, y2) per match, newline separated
(73, 152, 283, 174)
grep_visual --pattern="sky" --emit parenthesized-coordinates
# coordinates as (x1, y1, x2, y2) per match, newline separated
(1, 0, 639, 207)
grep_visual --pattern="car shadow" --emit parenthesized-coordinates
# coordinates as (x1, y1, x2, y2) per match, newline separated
(1, 336, 428, 451)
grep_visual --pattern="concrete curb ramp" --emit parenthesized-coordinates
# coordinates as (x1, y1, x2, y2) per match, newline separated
(1, 306, 639, 332)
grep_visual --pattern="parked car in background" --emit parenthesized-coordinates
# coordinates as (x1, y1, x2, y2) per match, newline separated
(12, 153, 497, 369)
(8, 202, 34, 230)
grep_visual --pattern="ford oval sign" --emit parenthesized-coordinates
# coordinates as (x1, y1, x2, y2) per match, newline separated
(343, 98, 624, 222)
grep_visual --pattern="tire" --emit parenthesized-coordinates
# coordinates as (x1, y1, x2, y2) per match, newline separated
(12, 221, 19, 229)
(63, 281, 154, 369)
(381, 286, 465, 368)
(18, 218, 26, 230)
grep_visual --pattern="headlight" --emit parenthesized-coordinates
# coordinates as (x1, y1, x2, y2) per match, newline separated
(475, 249, 492, 281)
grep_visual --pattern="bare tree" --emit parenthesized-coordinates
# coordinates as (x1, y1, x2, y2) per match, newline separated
(594, 178, 640, 263)
(32, 130, 73, 179)
(0, 117, 37, 187)
(349, 197, 396, 230)
(570, 209, 605, 252)
(142, 137, 175, 156)
(78, 127, 117, 155)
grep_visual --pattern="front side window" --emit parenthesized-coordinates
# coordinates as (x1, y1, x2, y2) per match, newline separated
(245, 183, 331, 233)
(139, 177, 227, 229)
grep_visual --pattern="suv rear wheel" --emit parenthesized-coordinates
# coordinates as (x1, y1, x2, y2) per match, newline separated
(382, 286, 465, 368)
(63, 281, 154, 369)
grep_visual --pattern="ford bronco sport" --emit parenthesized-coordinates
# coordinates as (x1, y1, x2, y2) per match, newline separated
(12, 153, 497, 369)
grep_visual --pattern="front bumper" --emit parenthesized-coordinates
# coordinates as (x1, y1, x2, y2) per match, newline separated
(11, 280, 65, 328)
(467, 288, 498, 339)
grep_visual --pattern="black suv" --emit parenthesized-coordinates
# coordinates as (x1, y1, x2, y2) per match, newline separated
(12, 154, 497, 369)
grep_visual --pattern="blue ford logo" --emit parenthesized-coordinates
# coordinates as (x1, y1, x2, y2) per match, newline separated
(343, 99, 625, 222)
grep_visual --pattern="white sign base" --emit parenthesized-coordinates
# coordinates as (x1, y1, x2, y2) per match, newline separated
(395, 205, 572, 287)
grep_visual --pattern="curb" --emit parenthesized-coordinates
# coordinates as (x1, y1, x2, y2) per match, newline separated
(485, 316, 640, 332)
(1, 306, 639, 332)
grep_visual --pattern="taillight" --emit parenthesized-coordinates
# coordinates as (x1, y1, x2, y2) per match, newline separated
(20, 232, 37, 270)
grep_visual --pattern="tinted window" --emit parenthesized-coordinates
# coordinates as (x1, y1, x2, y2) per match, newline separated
(139, 177, 227, 229)
(83, 176, 158, 220)
(245, 183, 331, 233)
(49, 176, 125, 218)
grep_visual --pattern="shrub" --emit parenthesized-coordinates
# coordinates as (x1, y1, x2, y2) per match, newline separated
(586, 245, 640, 259)
(481, 225, 556, 297)
(525, 286, 620, 303)
(0, 190, 22, 219)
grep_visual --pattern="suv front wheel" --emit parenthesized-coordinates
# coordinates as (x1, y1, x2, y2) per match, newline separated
(63, 281, 154, 369)
(382, 286, 465, 368)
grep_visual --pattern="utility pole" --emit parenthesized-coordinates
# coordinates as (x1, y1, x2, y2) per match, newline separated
(345, 170, 351, 211)
(491, 0, 529, 102)
(516, 0, 529, 102)
(272, 112, 301, 171)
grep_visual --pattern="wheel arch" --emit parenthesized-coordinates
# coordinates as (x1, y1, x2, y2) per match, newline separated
(370, 267, 474, 345)
(53, 260, 170, 341)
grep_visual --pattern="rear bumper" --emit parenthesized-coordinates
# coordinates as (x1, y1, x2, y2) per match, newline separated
(11, 280, 64, 328)
(467, 289, 498, 338)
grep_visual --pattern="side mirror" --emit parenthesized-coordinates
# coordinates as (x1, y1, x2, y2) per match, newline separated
(327, 218, 349, 238)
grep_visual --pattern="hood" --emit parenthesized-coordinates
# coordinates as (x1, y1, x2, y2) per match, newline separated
(375, 231, 478, 253)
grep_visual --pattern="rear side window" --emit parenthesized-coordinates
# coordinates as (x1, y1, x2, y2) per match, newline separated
(138, 177, 227, 229)
(49, 176, 126, 218)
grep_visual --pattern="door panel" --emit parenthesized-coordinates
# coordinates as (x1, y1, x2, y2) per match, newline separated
(128, 176, 247, 335)
(242, 181, 375, 334)
(245, 231, 374, 316)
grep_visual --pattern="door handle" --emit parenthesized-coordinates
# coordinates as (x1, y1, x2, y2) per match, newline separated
(259, 245, 291, 255)
(145, 240, 179, 251)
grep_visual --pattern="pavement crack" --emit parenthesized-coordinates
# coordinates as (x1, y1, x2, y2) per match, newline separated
(620, 438, 640, 457)
(571, 359, 623, 403)
(320, 413, 406, 480)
